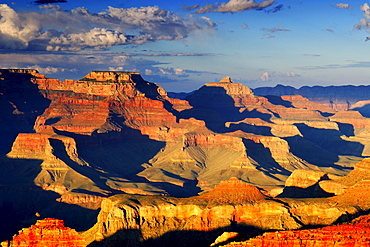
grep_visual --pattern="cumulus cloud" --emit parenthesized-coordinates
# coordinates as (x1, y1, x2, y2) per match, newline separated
(0, 4, 215, 51)
(260, 72, 270, 81)
(145, 67, 188, 77)
(335, 3, 352, 9)
(25, 65, 76, 74)
(185, 0, 274, 14)
(354, 3, 370, 31)
(260, 71, 299, 81)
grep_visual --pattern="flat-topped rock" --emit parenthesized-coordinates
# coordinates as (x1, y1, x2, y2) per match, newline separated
(82, 71, 142, 83)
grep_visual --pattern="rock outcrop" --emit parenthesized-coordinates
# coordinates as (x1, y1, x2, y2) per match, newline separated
(197, 177, 267, 203)
(84, 178, 364, 246)
(1, 218, 86, 247)
(221, 215, 370, 247)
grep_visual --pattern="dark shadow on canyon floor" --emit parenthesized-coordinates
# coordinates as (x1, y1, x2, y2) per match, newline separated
(0, 156, 99, 242)
(178, 86, 272, 133)
(0, 70, 51, 156)
(87, 223, 264, 247)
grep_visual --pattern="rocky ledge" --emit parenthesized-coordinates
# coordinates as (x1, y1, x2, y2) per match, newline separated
(221, 215, 370, 247)
(1, 218, 86, 247)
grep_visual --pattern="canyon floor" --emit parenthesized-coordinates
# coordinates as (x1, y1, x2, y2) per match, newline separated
(2, 69, 370, 246)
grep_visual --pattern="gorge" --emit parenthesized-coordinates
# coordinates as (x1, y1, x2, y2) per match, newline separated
(2, 69, 370, 246)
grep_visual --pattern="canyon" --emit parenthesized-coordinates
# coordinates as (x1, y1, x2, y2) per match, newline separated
(2, 69, 370, 246)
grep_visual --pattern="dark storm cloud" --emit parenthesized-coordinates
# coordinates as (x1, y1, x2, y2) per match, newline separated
(264, 4, 285, 13)
(260, 26, 290, 33)
(32, 0, 67, 5)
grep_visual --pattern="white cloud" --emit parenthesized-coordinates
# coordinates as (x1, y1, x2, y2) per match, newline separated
(354, 3, 370, 31)
(361, 3, 370, 19)
(286, 72, 300, 77)
(25, 65, 76, 74)
(216, 0, 274, 13)
(0, 4, 215, 51)
(0, 4, 42, 49)
(336, 3, 352, 9)
(193, 0, 274, 14)
(47, 28, 129, 51)
(144, 67, 188, 77)
(260, 72, 270, 81)
(260, 71, 299, 81)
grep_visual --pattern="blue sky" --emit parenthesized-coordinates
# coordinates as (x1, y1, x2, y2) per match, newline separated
(1, 0, 370, 92)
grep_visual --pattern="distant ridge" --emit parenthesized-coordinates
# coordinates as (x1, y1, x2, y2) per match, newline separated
(253, 84, 370, 111)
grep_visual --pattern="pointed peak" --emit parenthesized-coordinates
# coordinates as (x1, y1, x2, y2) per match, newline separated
(197, 178, 267, 203)
(220, 76, 232, 83)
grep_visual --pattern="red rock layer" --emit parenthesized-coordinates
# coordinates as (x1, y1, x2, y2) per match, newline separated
(197, 177, 267, 203)
(223, 215, 370, 247)
(34, 71, 200, 141)
(1, 218, 86, 247)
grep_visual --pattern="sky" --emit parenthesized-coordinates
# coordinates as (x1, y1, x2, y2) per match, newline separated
(1, 0, 370, 92)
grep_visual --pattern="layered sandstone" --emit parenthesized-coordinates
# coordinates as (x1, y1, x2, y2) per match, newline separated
(5, 130, 103, 197)
(84, 187, 300, 245)
(1, 218, 86, 247)
(284, 169, 328, 188)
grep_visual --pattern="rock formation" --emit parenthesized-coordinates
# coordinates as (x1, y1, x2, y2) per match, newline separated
(1, 218, 86, 247)
(4, 69, 370, 245)
(83, 178, 297, 245)
(197, 177, 267, 203)
(2, 70, 365, 198)
(83, 178, 367, 246)
(221, 215, 370, 247)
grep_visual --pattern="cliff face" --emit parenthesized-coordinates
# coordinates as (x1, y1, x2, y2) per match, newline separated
(84, 178, 363, 246)
(1, 218, 86, 247)
(4, 70, 370, 245)
(84, 178, 296, 245)
(2, 70, 370, 201)
(0, 69, 50, 155)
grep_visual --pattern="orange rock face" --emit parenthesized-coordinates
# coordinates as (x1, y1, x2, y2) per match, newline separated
(197, 177, 267, 203)
(1, 218, 86, 247)
(222, 215, 370, 247)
